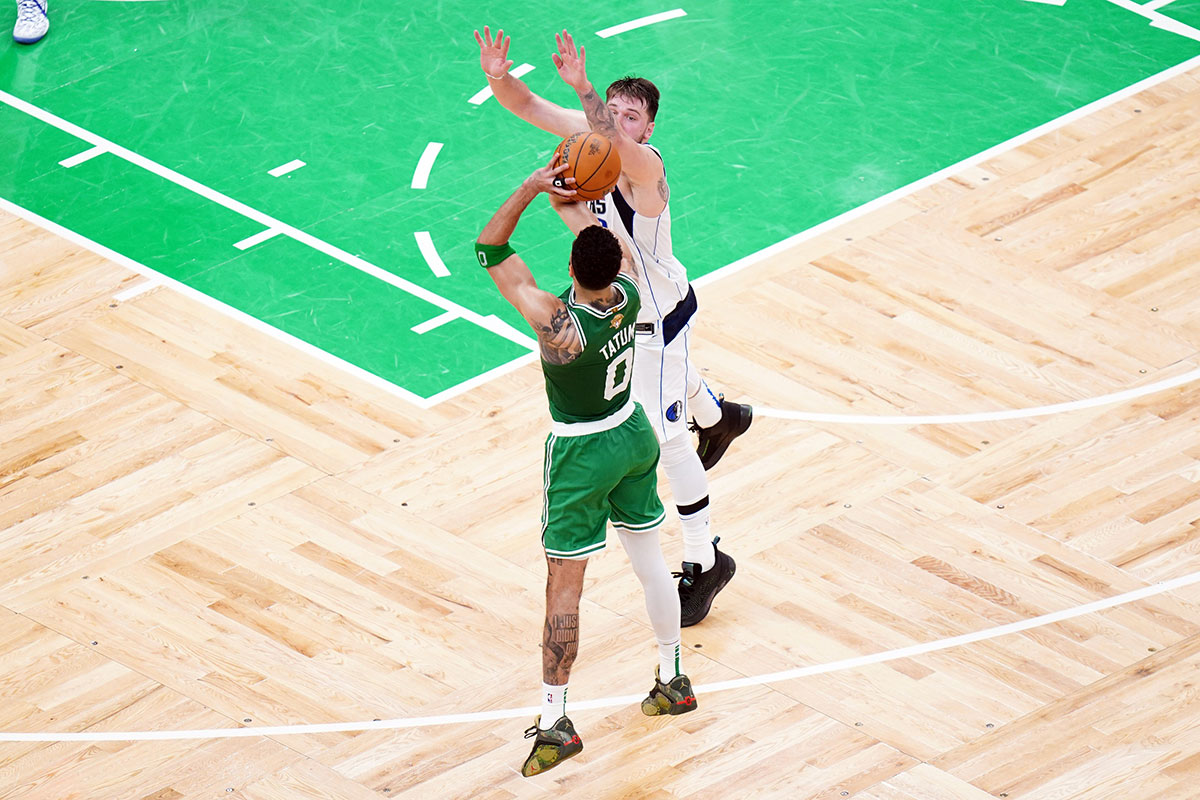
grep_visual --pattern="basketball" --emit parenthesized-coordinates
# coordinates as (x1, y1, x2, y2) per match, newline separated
(552, 131, 622, 201)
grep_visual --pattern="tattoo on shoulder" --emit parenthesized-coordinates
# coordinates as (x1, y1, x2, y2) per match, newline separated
(538, 304, 582, 365)
(657, 175, 669, 203)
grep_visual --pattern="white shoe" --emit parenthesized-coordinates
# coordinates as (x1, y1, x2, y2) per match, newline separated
(13, 0, 48, 44)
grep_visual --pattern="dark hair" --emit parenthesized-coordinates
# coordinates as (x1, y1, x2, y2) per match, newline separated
(571, 225, 623, 290)
(605, 76, 660, 121)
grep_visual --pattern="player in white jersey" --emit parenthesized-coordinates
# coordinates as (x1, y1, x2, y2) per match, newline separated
(475, 26, 752, 624)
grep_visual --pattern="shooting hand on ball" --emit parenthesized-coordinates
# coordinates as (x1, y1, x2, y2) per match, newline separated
(526, 162, 578, 200)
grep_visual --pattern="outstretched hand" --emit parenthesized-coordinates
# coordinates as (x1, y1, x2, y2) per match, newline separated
(474, 26, 513, 79)
(526, 162, 578, 200)
(551, 30, 589, 91)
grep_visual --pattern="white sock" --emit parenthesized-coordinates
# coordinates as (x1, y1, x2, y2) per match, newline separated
(540, 682, 567, 728)
(678, 502, 715, 570)
(660, 434, 716, 569)
(687, 366, 723, 429)
(658, 639, 682, 680)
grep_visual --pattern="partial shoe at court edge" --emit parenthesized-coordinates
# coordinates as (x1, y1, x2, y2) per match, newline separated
(13, 0, 48, 43)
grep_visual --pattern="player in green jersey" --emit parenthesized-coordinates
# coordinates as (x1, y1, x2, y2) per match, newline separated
(477, 163, 697, 777)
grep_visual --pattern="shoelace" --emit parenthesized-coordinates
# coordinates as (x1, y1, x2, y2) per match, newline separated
(17, 0, 47, 23)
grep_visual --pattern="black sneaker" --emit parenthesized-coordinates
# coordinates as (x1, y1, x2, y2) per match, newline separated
(695, 397, 752, 470)
(641, 667, 698, 716)
(521, 715, 583, 777)
(676, 537, 736, 627)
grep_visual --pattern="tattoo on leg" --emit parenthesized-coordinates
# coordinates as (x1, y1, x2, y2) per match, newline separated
(543, 613, 580, 681)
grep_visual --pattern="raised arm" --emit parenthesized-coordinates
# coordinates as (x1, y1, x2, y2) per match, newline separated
(551, 30, 665, 190)
(474, 26, 587, 138)
(477, 164, 584, 365)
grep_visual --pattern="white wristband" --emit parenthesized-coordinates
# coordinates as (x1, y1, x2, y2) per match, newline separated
(485, 71, 506, 80)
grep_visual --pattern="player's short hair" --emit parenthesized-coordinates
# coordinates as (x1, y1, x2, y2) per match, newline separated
(606, 76, 660, 121)
(570, 225, 623, 290)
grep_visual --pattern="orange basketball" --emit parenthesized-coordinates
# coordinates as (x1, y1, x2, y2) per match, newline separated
(552, 131, 621, 201)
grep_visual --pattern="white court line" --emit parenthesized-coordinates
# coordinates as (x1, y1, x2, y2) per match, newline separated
(1022, 0, 1068, 6)
(411, 310, 457, 334)
(0, 196, 434, 409)
(1142, 0, 1181, 11)
(757, 367, 1200, 425)
(419, 350, 539, 406)
(0, 88, 535, 358)
(468, 63, 535, 105)
(112, 279, 158, 302)
(8, 54, 1200, 410)
(411, 142, 443, 189)
(414, 231, 450, 277)
(267, 159, 306, 177)
(1106, 0, 1200, 40)
(233, 227, 281, 250)
(58, 145, 106, 168)
(693, 52, 1200, 289)
(597, 8, 687, 38)
(3, 196, 530, 410)
(2, 569, 1196, 742)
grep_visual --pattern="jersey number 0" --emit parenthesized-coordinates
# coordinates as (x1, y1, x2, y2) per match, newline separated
(603, 349, 633, 401)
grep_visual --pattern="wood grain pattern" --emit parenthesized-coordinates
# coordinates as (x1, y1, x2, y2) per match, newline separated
(2, 69, 1200, 799)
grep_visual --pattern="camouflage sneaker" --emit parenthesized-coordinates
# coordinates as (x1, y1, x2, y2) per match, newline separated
(520, 715, 583, 777)
(695, 396, 752, 470)
(677, 536, 736, 627)
(641, 666, 698, 716)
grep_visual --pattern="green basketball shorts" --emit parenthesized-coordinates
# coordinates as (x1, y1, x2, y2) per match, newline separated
(541, 403, 666, 559)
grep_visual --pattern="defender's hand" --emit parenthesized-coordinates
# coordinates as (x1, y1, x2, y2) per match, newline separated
(551, 30, 589, 91)
(475, 26, 513, 79)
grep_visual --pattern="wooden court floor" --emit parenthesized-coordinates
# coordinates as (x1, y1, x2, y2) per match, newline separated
(3, 69, 1200, 800)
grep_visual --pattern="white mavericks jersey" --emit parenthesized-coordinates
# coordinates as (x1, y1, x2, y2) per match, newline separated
(587, 144, 696, 348)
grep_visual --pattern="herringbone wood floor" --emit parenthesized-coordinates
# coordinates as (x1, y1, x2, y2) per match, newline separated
(2, 69, 1200, 799)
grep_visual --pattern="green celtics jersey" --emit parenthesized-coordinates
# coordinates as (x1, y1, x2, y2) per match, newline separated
(542, 274, 641, 424)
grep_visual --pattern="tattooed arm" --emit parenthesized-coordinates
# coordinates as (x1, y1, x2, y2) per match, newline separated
(552, 29, 668, 214)
(478, 164, 583, 363)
